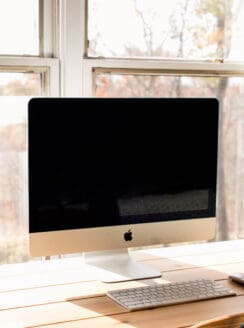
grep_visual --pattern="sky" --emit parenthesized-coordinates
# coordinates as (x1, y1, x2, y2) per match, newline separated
(0, 0, 38, 55)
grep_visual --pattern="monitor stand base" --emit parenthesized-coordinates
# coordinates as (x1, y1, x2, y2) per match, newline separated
(83, 249, 161, 283)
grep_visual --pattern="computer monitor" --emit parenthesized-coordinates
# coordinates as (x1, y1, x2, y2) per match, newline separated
(28, 98, 219, 282)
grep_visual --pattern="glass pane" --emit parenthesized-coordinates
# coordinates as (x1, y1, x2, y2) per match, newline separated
(0, 73, 42, 96)
(0, 73, 43, 264)
(0, 0, 39, 55)
(88, 0, 244, 60)
(95, 72, 244, 240)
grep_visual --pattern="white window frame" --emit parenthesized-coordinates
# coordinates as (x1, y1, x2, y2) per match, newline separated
(1, 0, 244, 116)
(62, 0, 244, 97)
(82, 59, 244, 97)
(0, 0, 59, 97)
(2, 0, 244, 99)
(0, 57, 59, 96)
(59, 0, 84, 96)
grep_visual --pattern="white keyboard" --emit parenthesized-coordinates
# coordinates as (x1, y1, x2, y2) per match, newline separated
(107, 279, 236, 311)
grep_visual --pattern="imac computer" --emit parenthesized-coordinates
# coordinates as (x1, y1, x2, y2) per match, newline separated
(28, 98, 219, 282)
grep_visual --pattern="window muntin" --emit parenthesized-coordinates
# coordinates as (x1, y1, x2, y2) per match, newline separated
(0, 0, 39, 55)
(88, 0, 244, 60)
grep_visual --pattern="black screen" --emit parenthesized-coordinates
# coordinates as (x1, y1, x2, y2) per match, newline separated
(28, 98, 219, 233)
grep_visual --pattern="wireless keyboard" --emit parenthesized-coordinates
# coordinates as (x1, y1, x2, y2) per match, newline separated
(107, 279, 236, 311)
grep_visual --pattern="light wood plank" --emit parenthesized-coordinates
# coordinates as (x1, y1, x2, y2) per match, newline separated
(132, 240, 244, 260)
(1, 240, 244, 328)
(0, 281, 243, 328)
(0, 278, 176, 310)
(0, 296, 126, 328)
(1, 261, 244, 310)
(28, 295, 244, 328)
(163, 262, 244, 282)
(0, 257, 193, 293)
(189, 312, 244, 328)
(1, 254, 244, 294)
(169, 249, 244, 267)
(0, 266, 94, 293)
(1, 240, 244, 279)
(140, 248, 244, 270)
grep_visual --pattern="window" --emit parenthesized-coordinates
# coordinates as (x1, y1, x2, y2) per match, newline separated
(80, 0, 244, 240)
(1, 0, 244, 264)
(0, 0, 59, 264)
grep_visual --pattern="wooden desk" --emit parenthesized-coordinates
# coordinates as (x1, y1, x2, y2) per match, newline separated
(1, 240, 244, 328)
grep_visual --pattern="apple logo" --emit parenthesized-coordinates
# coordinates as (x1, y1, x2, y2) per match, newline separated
(124, 229, 133, 241)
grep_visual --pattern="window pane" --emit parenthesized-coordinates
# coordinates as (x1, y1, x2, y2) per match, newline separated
(0, 73, 42, 96)
(0, 0, 39, 55)
(0, 73, 43, 264)
(95, 72, 244, 240)
(88, 0, 244, 60)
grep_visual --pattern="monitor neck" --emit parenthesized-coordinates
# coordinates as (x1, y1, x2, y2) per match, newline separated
(83, 248, 161, 283)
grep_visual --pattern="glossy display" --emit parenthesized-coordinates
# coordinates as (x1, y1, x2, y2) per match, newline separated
(28, 98, 218, 233)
